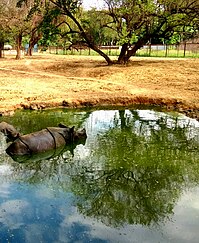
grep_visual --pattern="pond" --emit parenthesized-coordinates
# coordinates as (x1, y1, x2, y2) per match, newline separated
(0, 107, 199, 243)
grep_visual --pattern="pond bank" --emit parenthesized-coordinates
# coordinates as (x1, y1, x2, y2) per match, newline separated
(0, 54, 198, 121)
(1, 96, 198, 122)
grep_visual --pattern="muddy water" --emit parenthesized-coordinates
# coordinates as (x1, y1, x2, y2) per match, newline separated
(0, 108, 199, 243)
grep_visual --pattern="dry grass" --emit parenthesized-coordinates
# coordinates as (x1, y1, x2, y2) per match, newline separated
(0, 53, 199, 118)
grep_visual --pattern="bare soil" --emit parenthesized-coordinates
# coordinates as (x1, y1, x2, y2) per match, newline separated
(0, 53, 199, 120)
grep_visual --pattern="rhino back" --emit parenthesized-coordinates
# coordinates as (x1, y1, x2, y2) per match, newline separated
(47, 127, 72, 146)
(21, 129, 57, 153)
(6, 127, 72, 156)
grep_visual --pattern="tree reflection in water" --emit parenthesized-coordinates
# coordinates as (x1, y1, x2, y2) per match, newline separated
(0, 108, 198, 229)
(71, 110, 199, 227)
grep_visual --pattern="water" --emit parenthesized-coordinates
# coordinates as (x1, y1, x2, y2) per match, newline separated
(0, 107, 199, 243)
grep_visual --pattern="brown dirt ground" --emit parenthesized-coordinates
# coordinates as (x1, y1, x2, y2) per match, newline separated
(0, 53, 199, 120)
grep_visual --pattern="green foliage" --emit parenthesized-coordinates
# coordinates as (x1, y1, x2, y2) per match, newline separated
(39, 7, 61, 46)
(80, 8, 117, 45)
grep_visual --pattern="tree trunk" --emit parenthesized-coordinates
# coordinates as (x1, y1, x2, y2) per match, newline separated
(119, 110, 126, 130)
(27, 47, 32, 56)
(117, 43, 128, 64)
(116, 38, 148, 64)
(0, 42, 4, 58)
(63, 9, 113, 65)
(16, 34, 23, 60)
(124, 38, 148, 62)
(26, 33, 42, 56)
(89, 43, 113, 65)
(27, 41, 34, 56)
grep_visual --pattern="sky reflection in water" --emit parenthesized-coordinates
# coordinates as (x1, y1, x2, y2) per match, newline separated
(0, 108, 199, 243)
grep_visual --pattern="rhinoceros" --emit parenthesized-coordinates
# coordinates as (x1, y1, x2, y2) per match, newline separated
(0, 121, 20, 140)
(6, 123, 87, 156)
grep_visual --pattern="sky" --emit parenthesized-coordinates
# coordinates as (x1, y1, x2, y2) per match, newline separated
(82, 0, 105, 9)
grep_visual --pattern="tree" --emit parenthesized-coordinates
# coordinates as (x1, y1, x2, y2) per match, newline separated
(81, 8, 118, 46)
(48, 0, 114, 64)
(0, 0, 13, 58)
(43, 0, 199, 64)
(19, 0, 199, 64)
(0, 0, 46, 59)
(16, 0, 48, 57)
(0, 28, 6, 58)
(25, 13, 43, 56)
(104, 0, 199, 63)
(25, 1, 61, 56)
(0, 0, 33, 59)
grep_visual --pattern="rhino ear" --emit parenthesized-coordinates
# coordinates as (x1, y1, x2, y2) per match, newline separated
(58, 123, 68, 128)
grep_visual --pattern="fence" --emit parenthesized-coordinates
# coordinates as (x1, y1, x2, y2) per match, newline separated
(47, 45, 120, 56)
(46, 43, 199, 58)
(137, 43, 199, 57)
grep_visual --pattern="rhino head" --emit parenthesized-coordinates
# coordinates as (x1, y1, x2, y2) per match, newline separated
(0, 122, 20, 141)
(58, 123, 87, 145)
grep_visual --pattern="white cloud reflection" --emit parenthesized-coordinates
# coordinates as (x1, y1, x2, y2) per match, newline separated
(83, 0, 105, 9)
(0, 199, 29, 229)
(162, 188, 199, 243)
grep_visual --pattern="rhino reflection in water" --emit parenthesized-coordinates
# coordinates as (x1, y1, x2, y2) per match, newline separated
(2, 122, 87, 161)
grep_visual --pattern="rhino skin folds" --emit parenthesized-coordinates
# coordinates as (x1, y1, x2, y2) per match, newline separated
(6, 126, 87, 156)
